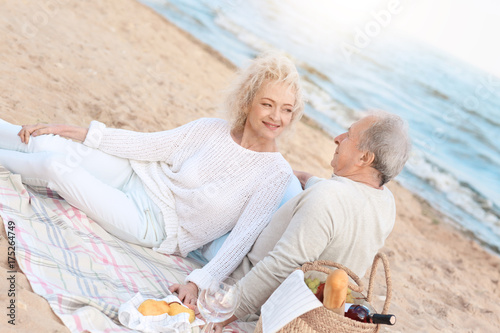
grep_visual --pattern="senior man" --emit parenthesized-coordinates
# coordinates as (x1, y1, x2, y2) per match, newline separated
(216, 110, 411, 330)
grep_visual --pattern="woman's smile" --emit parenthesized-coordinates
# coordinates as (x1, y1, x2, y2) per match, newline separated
(263, 121, 280, 130)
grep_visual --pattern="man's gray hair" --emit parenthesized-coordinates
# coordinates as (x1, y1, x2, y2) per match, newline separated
(358, 111, 411, 186)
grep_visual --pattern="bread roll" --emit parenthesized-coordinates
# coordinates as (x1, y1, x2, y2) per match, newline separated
(137, 299, 170, 316)
(323, 269, 348, 315)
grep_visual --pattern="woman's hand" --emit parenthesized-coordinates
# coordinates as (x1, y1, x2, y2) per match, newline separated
(18, 123, 88, 144)
(168, 282, 199, 307)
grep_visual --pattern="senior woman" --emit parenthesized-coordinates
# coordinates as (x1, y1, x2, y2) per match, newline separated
(0, 52, 304, 304)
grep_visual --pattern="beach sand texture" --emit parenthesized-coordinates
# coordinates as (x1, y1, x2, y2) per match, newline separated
(1, 1, 499, 332)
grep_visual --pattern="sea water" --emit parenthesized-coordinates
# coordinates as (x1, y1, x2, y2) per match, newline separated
(138, 0, 500, 254)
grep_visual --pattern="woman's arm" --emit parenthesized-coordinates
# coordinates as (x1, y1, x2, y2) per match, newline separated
(18, 123, 88, 144)
(185, 169, 291, 290)
(82, 118, 213, 162)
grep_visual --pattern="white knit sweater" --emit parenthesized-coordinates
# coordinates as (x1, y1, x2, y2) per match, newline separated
(83, 118, 292, 289)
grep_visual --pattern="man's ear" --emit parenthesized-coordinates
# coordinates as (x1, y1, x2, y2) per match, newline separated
(360, 151, 375, 167)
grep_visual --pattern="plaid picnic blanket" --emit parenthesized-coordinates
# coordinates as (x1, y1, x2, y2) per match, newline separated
(0, 165, 255, 333)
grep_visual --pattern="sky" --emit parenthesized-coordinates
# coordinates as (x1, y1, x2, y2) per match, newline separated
(312, 0, 500, 78)
(393, 0, 500, 78)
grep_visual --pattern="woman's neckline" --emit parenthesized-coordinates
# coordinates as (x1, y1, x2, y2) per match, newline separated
(227, 127, 281, 155)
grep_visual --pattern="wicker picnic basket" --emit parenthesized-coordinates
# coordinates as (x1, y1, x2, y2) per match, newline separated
(254, 252, 392, 333)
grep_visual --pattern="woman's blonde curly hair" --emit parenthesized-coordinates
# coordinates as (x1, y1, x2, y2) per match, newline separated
(223, 52, 304, 133)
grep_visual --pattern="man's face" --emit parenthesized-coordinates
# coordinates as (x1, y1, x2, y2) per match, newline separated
(331, 116, 375, 177)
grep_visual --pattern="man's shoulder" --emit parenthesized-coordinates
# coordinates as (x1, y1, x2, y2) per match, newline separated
(299, 178, 347, 207)
(304, 176, 390, 206)
(306, 176, 355, 194)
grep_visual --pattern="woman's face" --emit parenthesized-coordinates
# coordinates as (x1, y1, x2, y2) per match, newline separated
(244, 80, 296, 142)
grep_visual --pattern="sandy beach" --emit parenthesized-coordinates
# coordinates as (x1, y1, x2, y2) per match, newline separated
(1, 1, 500, 332)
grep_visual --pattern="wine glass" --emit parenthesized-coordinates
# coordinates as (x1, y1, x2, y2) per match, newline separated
(197, 277, 240, 333)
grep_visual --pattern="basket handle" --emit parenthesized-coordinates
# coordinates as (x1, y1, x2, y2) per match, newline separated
(366, 252, 392, 314)
(298, 260, 364, 293)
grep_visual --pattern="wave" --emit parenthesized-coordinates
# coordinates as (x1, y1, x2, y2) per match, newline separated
(405, 148, 500, 242)
(214, 12, 274, 54)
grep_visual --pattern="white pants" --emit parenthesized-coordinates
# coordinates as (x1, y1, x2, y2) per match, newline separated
(0, 119, 165, 247)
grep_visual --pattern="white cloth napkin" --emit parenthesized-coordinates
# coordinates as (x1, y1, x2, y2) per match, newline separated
(261, 270, 323, 333)
(119, 292, 205, 333)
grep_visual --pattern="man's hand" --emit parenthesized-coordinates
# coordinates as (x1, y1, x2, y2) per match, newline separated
(168, 282, 199, 307)
(213, 315, 237, 332)
(213, 323, 223, 333)
(18, 123, 88, 144)
(293, 170, 313, 189)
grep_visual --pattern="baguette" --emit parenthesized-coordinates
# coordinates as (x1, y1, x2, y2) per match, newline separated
(323, 269, 348, 315)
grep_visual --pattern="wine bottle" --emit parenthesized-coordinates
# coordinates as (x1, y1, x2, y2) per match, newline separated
(344, 304, 396, 325)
